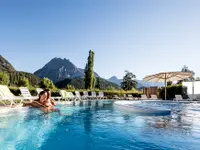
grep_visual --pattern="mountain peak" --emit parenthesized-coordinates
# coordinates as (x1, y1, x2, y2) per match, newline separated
(34, 57, 82, 82)
(107, 76, 122, 85)
(109, 76, 119, 80)
(44, 57, 77, 70)
(0, 55, 16, 72)
(34, 57, 100, 83)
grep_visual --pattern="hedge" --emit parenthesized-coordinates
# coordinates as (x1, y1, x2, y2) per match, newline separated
(158, 84, 188, 100)
(7, 87, 142, 99)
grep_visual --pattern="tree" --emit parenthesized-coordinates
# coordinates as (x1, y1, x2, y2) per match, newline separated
(95, 78, 101, 89)
(66, 84, 75, 90)
(107, 86, 116, 90)
(181, 65, 195, 81)
(121, 71, 137, 91)
(40, 77, 55, 89)
(84, 50, 96, 89)
(0, 72, 9, 85)
(18, 77, 29, 87)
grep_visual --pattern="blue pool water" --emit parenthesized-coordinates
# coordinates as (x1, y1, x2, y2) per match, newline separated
(0, 100, 200, 150)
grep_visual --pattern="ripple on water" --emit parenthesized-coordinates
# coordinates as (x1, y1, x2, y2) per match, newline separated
(1, 101, 200, 150)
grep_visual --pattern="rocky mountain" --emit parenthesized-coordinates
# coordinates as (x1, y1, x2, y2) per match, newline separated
(107, 76, 164, 89)
(34, 57, 99, 83)
(78, 68, 99, 78)
(0, 55, 16, 72)
(107, 76, 122, 85)
(0, 55, 41, 86)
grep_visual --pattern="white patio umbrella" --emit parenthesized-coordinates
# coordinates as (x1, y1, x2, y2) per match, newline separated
(143, 72, 193, 100)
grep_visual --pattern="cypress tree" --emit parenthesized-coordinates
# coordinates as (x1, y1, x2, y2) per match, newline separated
(84, 50, 96, 89)
(95, 78, 100, 89)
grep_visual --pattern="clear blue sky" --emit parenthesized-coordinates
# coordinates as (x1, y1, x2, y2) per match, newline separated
(0, 0, 200, 79)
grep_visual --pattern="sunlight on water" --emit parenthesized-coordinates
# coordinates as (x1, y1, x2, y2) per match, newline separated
(0, 100, 200, 150)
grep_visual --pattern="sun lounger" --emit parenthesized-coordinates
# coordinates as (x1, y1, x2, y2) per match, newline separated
(140, 94, 148, 100)
(36, 88, 43, 95)
(150, 94, 158, 100)
(188, 94, 199, 101)
(113, 95, 120, 100)
(90, 92, 97, 99)
(98, 92, 107, 99)
(68, 92, 78, 101)
(127, 94, 134, 100)
(19, 87, 38, 102)
(59, 90, 77, 101)
(82, 91, 89, 100)
(59, 90, 70, 101)
(0, 85, 24, 107)
(75, 91, 82, 100)
(174, 95, 191, 101)
(173, 95, 183, 101)
(122, 94, 128, 100)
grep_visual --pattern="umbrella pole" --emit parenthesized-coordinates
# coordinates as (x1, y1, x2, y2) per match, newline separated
(192, 79, 194, 100)
(165, 73, 167, 100)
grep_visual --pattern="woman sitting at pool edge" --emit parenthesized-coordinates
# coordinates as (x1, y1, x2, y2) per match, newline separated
(44, 89, 56, 107)
(23, 90, 62, 115)
(23, 90, 47, 107)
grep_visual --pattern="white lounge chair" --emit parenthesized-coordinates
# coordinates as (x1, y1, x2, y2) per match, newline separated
(59, 90, 77, 101)
(36, 88, 43, 95)
(123, 94, 134, 100)
(0, 85, 24, 107)
(123, 94, 129, 100)
(75, 91, 82, 100)
(82, 91, 89, 99)
(19, 87, 38, 102)
(150, 94, 158, 100)
(68, 92, 78, 101)
(174, 95, 183, 101)
(173, 95, 191, 101)
(59, 90, 69, 101)
(128, 94, 134, 100)
(113, 95, 120, 100)
(188, 94, 198, 101)
(140, 94, 148, 100)
(90, 92, 97, 99)
(98, 92, 106, 99)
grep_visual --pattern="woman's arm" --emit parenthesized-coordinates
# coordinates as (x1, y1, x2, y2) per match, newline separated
(50, 99, 56, 106)
(32, 101, 46, 108)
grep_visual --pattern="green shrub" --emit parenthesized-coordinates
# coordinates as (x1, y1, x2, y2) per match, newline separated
(9, 86, 38, 96)
(7, 86, 142, 99)
(18, 77, 29, 87)
(50, 89, 60, 97)
(66, 84, 75, 90)
(0, 72, 9, 85)
(102, 90, 142, 99)
(9, 86, 20, 96)
(106, 86, 116, 90)
(40, 77, 56, 89)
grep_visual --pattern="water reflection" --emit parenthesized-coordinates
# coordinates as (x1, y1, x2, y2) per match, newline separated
(1, 100, 200, 150)
(117, 102, 200, 134)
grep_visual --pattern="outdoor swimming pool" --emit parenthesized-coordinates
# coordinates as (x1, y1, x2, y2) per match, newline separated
(0, 100, 200, 150)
